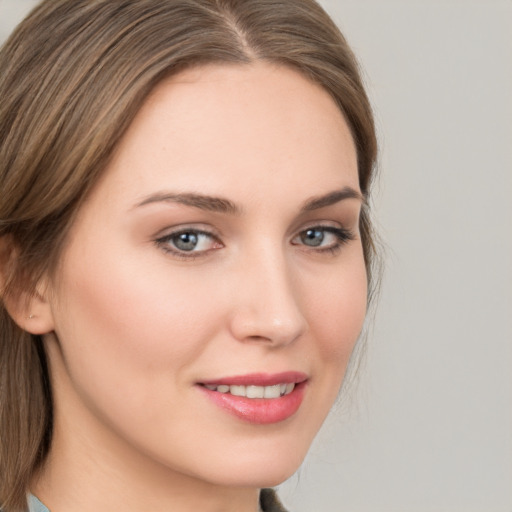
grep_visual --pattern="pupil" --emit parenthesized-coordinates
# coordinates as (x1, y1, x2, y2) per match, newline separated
(302, 229, 324, 247)
(174, 232, 198, 251)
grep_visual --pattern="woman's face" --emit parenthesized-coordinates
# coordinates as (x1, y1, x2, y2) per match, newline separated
(43, 63, 367, 488)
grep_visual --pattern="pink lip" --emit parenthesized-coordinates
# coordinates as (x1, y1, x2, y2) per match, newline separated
(200, 371, 307, 387)
(197, 372, 308, 425)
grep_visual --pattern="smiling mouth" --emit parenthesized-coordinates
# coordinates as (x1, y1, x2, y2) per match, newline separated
(197, 373, 307, 424)
(200, 383, 295, 399)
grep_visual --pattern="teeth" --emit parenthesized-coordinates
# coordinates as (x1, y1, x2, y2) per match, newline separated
(203, 382, 296, 399)
(230, 385, 246, 397)
(264, 384, 281, 399)
(285, 383, 295, 395)
(246, 385, 264, 398)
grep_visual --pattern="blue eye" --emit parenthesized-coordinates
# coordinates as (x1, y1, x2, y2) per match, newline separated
(300, 228, 325, 247)
(157, 229, 221, 256)
(173, 232, 200, 251)
(293, 226, 354, 252)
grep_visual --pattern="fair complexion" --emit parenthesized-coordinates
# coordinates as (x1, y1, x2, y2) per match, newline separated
(29, 63, 367, 512)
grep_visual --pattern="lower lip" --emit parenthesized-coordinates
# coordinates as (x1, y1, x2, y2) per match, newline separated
(198, 381, 307, 425)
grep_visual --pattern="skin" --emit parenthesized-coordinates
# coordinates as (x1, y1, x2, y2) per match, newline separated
(28, 63, 367, 512)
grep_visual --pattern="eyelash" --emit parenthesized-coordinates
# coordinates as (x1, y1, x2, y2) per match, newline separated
(155, 225, 355, 260)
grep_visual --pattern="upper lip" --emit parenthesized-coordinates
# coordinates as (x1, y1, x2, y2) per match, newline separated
(199, 371, 308, 387)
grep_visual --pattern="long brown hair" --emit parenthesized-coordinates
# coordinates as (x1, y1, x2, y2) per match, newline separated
(0, 0, 378, 509)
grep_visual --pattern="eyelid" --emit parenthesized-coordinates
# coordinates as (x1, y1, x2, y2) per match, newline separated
(154, 221, 221, 239)
(293, 219, 355, 237)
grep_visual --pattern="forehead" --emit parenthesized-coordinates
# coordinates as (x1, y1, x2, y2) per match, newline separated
(91, 62, 359, 209)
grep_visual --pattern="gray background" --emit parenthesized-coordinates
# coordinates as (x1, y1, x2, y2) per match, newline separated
(1, 1, 511, 511)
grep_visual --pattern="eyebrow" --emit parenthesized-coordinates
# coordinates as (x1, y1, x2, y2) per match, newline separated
(135, 192, 240, 214)
(301, 187, 363, 211)
(134, 186, 362, 214)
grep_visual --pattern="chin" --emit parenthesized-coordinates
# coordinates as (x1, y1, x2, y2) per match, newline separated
(197, 440, 310, 489)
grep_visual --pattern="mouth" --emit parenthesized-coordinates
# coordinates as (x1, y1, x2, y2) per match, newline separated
(197, 372, 307, 424)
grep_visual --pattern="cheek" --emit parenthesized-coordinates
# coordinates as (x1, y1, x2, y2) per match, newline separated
(305, 253, 367, 365)
(51, 243, 222, 385)
(286, 251, 367, 449)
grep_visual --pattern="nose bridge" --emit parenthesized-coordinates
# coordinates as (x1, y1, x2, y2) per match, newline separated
(229, 241, 307, 346)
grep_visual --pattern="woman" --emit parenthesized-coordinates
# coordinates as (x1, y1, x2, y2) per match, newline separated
(0, 1, 378, 511)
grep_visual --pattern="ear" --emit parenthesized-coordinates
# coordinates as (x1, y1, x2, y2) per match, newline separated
(0, 236, 55, 335)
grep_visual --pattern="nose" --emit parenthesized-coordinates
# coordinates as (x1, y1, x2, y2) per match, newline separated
(228, 248, 307, 347)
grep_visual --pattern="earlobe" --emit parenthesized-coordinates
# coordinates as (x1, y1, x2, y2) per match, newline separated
(19, 286, 55, 335)
(3, 282, 55, 336)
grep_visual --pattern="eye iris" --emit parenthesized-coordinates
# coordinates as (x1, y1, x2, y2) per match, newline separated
(174, 232, 198, 251)
(301, 229, 324, 247)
